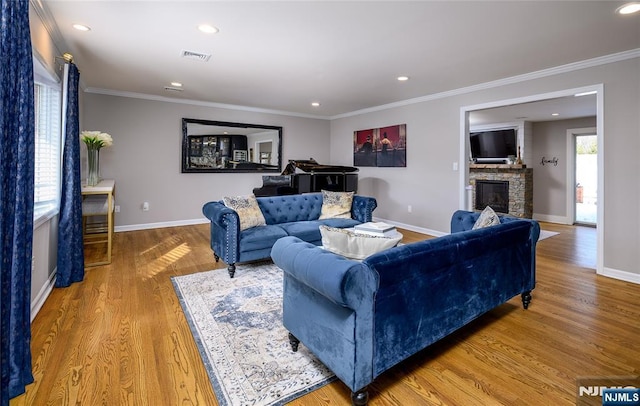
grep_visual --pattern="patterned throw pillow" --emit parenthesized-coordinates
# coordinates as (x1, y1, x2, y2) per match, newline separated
(319, 190, 354, 219)
(319, 225, 402, 260)
(223, 194, 266, 231)
(472, 206, 501, 229)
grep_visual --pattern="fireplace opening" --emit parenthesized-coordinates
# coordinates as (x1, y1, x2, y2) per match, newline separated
(476, 180, 509, 213)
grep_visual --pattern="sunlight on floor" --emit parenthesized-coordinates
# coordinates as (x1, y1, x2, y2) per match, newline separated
(142, 243, 191, 279)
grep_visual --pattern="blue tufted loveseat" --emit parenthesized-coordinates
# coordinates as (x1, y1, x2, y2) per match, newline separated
(202, 192, 377, 277)
(271, 210, 540, 405)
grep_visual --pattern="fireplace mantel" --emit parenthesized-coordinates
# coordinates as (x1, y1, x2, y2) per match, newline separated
(469, 165, 533, 218)
(469, 163, 527, 170)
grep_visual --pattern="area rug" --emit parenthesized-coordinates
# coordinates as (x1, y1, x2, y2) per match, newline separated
(539, 230, 559, 241)
(171, 262, 336, 406)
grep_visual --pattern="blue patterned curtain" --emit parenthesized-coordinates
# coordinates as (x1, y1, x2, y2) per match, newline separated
(0, 0, 35, 402)
(56, 63, 84, 287)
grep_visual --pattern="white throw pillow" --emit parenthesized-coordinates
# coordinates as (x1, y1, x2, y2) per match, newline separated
(319, 190, 354, 219)
(320, 225, 402, 260)
(472, 206, 501, 229)
(223, 194, 266, 231)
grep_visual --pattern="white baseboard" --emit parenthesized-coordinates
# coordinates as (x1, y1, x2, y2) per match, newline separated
(599, 267, 640, 285)
(533, 213, 571, 225)
(31, 269, 56, 322)
(373, 217, 447, 238)
(115, 218, 209, 232)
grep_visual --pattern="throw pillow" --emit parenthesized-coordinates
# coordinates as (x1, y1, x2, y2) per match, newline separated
(319, 190, 354, 219)
(472, 206, 501, 229)
(222, 194, 266, 231)
(320, 225, 402, 260)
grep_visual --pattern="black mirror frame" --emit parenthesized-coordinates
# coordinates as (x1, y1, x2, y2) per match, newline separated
(181, 118, 283, 173)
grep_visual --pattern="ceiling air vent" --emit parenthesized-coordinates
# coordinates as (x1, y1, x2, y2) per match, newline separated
(180, 49, 211, 62)
(164, 86, 183, 92)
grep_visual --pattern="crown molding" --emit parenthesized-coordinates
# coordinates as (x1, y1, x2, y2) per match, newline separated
(84, 87, 330, 120)
(30, 0, 65, 53)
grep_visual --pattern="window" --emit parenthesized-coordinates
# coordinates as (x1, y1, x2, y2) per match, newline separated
(33, 77, 62, 224)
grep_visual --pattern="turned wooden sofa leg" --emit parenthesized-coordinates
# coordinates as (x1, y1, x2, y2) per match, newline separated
(521, 291, 532, 309)
(288, 333, 299, 352)
(351, 388, 369, 406)
(227, 264, 236, 278)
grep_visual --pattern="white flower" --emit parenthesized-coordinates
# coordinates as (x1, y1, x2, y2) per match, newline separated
(81, 131, 113, 149)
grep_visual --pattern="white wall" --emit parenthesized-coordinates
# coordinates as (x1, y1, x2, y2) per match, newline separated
(330, 56, 640, 279)
(82, 93, 331, 228)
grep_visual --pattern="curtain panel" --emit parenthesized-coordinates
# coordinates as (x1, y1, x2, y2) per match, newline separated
(0, 0, 36, 402)
(56, 63, 84, 287)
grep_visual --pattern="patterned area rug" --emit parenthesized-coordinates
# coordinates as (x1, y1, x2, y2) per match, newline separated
(171, 262, 335, 406)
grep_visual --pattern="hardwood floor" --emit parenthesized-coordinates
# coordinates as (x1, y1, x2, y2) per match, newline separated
(11, 222, 639, 405)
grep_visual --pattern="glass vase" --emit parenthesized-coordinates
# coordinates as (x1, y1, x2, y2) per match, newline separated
(87, 147, 100, 186)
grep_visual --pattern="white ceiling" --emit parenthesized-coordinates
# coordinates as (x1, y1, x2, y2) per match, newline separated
(469, 93, 598, 125)
(41, 1, 639, 118)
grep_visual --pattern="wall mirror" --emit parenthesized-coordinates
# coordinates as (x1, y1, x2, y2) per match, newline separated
(181, 118, 282, 173)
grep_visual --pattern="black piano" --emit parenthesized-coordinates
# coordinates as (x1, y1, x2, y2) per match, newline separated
(253, 159, 358, 197)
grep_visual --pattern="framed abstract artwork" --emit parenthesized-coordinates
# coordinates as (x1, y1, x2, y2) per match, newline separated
(353, 124, 406, 167)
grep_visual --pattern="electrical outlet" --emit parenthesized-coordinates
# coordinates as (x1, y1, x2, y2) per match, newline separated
(114, 205, 120, 213)
(142, 202, 149, 211)
(408, 205, 412, 213)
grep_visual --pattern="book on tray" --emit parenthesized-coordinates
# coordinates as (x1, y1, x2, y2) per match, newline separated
(354, 222, 397, 236)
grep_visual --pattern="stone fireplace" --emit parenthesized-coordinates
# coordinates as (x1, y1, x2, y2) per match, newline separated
(469, 164, 533, 218)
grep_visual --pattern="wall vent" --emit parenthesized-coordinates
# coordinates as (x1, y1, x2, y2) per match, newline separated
(164, 86, 184, 92)
(180, 50, 211, 62)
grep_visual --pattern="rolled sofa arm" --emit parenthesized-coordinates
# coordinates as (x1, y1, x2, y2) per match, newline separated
(271, 236, 379, 309)
(202, 201, 241, 266)
(202, 201, 238, 227)
(351, 195, 377, 223)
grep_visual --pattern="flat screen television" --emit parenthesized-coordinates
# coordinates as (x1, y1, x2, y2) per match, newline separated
(470, 129, 517, 162)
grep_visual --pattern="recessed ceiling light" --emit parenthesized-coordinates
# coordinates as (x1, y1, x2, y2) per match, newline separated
(311, 102, 321, 107)
(170, 82, 183, 87)
(617, 2, 640, 14)
(397, 76, 409, 81)
(72, 24, 91, 32)
(198, 24, 219, 34)
(551, 113, 560, 116)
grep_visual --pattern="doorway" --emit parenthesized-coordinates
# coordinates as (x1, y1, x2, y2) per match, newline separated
(254, 140, 273, 165)
(574, 133, 597, 225)
(460, 85, 604, 273)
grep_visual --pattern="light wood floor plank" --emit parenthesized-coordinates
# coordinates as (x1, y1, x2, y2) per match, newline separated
(11, 222, 640, 405)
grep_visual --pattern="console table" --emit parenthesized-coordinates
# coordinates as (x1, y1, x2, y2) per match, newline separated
(81, 179, 115, 266)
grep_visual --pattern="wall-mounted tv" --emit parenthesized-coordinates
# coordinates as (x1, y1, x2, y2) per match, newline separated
(470, 128, 517, 162)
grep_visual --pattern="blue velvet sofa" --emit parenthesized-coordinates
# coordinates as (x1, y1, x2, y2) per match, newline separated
(271, 210, 540, 405)
(202, 192, 377, 277)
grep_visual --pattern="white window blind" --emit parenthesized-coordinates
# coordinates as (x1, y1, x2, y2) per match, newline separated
(33, 80, 62, 220)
